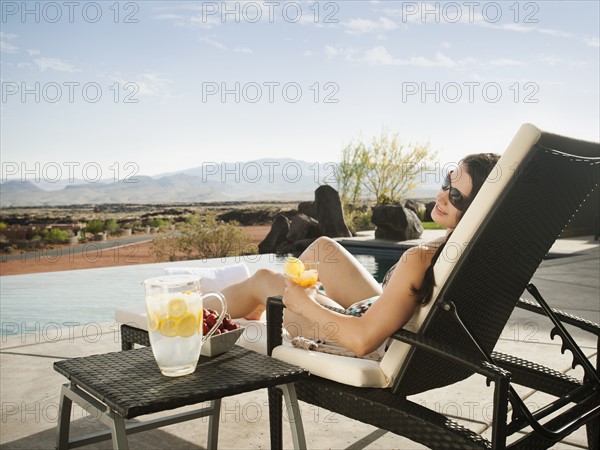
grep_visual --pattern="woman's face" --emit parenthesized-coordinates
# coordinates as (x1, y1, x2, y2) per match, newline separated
(431, 163, 473, 231)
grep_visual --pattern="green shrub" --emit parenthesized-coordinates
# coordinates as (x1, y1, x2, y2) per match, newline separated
(152, 213, 257, 262)
(148, 218, 170, 229)
(105, 219, 119, 235)
(421, 222, 445, 230)
(86, 220, 105, 234)
(45, 229, 71, 244)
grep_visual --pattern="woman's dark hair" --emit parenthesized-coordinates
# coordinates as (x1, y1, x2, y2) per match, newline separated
(410, 153, 500, 305)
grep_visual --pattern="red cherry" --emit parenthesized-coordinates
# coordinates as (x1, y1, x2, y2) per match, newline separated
(206, 313, 218, 328)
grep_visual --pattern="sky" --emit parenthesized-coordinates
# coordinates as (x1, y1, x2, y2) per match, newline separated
(1, 0, 599, 185)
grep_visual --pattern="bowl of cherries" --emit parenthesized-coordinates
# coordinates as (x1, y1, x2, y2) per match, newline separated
(200, 308, 245, 357)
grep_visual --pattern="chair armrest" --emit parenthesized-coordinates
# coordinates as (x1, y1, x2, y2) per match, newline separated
(391, 329, 511, 382)
(517, 298, 600, 336)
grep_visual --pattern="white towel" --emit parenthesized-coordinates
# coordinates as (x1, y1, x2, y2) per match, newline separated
(163, 262, 250, 292)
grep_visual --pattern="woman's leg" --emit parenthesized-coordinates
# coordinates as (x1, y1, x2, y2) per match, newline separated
(220, 267, 346, 320)
(219, 268, 284, 319)
(221, 237, 382, 320)
(300, 237, 382, 308)
(220, 267, 345, 340)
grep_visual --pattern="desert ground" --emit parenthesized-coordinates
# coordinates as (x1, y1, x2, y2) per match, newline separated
(0, 225, 271, 276)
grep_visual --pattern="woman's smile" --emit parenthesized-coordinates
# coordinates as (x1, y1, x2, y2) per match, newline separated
(434, 203, 447, 215)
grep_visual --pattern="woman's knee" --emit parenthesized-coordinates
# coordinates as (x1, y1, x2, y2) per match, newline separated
(251, 268, 279, 283)
(305, 236, 340, 261)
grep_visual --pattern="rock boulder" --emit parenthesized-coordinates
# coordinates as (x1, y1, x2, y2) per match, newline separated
(314, 185, 351, 238)
(371, 205, 423, 241)
(258, 214, 291, 254)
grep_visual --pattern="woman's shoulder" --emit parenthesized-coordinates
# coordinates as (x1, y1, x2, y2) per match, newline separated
(402, 243, 438, 266)
(381, 244, 436, 288)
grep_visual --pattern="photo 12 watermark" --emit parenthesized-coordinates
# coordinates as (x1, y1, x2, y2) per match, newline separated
(401, 82, 540, 104)
(398, 1, 539, 24)
(1, 161, 140, 184)
(1, 321, 122, 344)
(199, 1, 339, 25)
(1, 1, 139, 24)
(1, 81, 140, 104)
(201, 81, 340, 104)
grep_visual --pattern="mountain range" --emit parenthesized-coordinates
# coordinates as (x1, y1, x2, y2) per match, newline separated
(0, 158, 438, 207)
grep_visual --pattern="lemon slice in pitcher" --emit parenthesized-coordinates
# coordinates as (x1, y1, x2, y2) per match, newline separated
(176, 313, 199, 338)
(147, 309, 160, 332)
(167, 297, 188, 318)
(284, 257, 305, 279)
(159, 317, 178, 337)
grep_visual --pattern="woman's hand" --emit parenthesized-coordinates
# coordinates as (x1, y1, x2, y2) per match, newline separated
(282, 279, 319, 316)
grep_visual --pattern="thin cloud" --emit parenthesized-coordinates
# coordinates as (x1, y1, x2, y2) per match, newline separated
(585, 37, 599, 48)
(34, 57, 79, 72)
(343, 17, 398, 35)
(234, 47, 253, 54)
(326, 45, 523, 69)
(385, 3, 579, 42)
(107, 72, 173, 99)
(136, 73, 172, 97)
(0, 33, 19, 54)
(198, 35, 227, 50)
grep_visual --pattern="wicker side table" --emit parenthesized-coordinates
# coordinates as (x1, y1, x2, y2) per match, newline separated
(54, 346, 308, 449)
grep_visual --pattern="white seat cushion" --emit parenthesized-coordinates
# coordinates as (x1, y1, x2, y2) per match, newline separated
(163, 263, 250, 291)
(272, 345, 390, 388)
(115, 303, 148, 330)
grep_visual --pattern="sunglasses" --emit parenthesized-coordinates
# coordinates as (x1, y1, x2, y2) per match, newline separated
(441, 171, 470, 211)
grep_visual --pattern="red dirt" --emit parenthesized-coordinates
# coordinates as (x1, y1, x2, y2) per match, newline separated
(0, 226, 271, 276)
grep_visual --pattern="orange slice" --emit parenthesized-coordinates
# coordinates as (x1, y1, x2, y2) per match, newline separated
(284, 258, 305, 279)
(297, 269, 318, 287)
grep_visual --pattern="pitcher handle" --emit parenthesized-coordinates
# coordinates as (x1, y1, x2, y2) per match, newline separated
(201, 291, 227, 342)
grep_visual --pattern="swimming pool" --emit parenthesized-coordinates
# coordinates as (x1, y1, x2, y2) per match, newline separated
(0, 250, 402, 336)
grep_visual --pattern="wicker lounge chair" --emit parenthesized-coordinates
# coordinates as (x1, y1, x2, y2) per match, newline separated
(266, 124, 600, 449)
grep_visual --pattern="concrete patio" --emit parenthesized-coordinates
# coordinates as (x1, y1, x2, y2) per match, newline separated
(1, 234, 598, 449)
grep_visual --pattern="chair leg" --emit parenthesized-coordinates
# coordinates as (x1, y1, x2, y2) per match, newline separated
(56, 384, 73, 450)
(586, 415, 599, 449)
(268, 386, 283, 450)
(121, 339, 134, 351)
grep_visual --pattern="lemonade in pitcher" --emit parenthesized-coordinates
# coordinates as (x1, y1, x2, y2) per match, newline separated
(144, 275, 226, 377)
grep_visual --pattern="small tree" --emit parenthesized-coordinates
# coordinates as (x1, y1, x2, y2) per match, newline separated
(337, 130, 437, 205)
(335, 140, 368, 206)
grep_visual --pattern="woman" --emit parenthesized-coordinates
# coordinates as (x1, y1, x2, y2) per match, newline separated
(221, 153, 500, 358)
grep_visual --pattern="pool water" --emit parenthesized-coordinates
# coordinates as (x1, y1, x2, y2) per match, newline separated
(0, 251, 402, 336)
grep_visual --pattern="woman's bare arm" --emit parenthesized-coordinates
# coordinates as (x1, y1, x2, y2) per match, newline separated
(283, 246, 433, 356)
